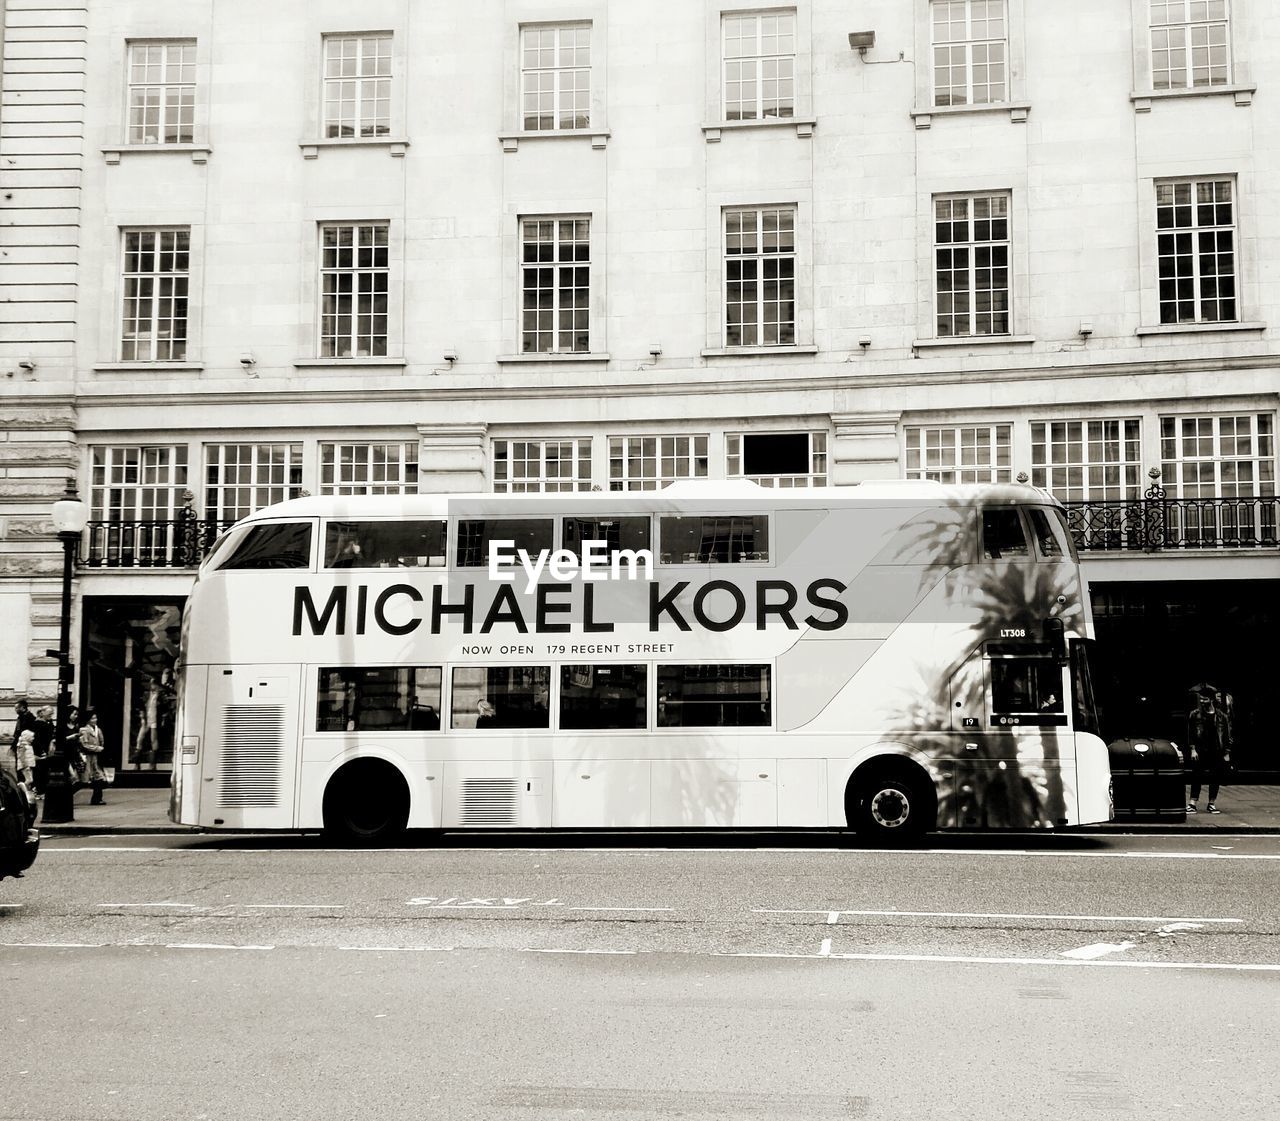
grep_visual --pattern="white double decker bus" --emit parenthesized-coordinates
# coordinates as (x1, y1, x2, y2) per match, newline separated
(170, 480, 1112, 842)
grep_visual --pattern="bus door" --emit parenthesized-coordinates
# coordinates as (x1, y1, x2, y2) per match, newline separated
(199, 664, 303, 830)
(956, 642, 1070, 828)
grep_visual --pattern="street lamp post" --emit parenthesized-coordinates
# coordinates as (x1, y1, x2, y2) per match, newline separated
(42, 482, 88, 825)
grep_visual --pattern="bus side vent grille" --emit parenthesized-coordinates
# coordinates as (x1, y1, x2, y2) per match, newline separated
(460, 778, 518, 827)
(218, 705, 283, 808)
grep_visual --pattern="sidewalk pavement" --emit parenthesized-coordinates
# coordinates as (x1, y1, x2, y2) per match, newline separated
(30, 782, 1280, 835)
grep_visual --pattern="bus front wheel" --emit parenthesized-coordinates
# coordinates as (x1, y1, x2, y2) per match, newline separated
(847, 766, 933, 841)
(322, 759, 410, 845)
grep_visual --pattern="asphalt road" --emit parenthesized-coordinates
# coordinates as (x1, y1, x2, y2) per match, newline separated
(3, 831, 1278, 1121)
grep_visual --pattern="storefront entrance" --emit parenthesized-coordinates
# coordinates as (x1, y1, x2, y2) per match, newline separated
(1090, 580, 1278, 776)
(80, 597, 185, 782)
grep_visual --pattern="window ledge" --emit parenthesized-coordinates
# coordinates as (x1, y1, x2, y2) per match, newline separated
(93, 361, 204, 373)
(910, 102, 1031, 129)
(496, 352, 612, 363)
(700, 345, 819, 357)
(911, 335, 1036, 350)
(293, 357, 408, 369)
(702, 117, 816, 142)
(1131, 84, 1255, 111)
(299, 137, 410, 159)
(498, 129, 611, 152)
(1135, 321, 1264, 337)
(102, 144, 211, 165)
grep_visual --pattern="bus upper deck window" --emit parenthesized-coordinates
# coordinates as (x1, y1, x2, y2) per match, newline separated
(982, 508, 1029, 559)
(325, 520, 446, 568)
(659, 515, 769, 564)
(1027, 508, 1066, 559)
(563, 516, 651, 560)
(218, 522, 312, 570)
(456, 518, 554, 568)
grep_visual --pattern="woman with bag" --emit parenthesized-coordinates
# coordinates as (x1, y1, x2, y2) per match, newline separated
(78, 709, 108, 806)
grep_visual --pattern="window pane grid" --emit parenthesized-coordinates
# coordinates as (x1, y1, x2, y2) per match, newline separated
(725, 431, 828, 487)
(127, 42, 195, 144)
(1030, 419, 1142, 501)
(934, 194, 1009, 337)
(722, 12, 795, 122)
(608, 435, 709, 491)
(493, 438, 593, 493)
(1155, 178, 1236, 325)
(204, 444, 303, 521)
(323, 35, 392, 138)
(1159, 412, 1275, 544)
(932, 0, 1007, 107)
(90, 445, 189, 522)
(320, 442, 420, 495)
(725, 207, 795, 347)
(521, 217, 590, 353)
(521, 25, 591, 131)
(120, 228, 190, 361)
(320, 223, 389, 357)
(1150, 0, 1230, 89)
(905, 425, 1012, 484)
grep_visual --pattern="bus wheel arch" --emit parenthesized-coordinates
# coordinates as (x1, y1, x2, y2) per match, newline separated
(845, 754, 937, 841)
(322, 756, 410, 845)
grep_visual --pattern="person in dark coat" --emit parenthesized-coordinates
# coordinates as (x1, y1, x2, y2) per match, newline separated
(1186, 689, 1230, 814)
(29, 707, 55, 796)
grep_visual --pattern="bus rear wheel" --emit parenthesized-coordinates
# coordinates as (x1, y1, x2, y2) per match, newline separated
(847, 767, 932, 842)
(322, 759, 409, 845)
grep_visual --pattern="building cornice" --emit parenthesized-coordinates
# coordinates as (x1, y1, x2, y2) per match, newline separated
(55, 348, 1280, 410)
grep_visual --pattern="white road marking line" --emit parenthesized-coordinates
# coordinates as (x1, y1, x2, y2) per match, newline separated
(827, 911, 840, 925)
(1, 942, 102, 949)
(819, 938, 832, 957)
(241, 904, 347, 909)
(523, 948, 637, 955)
(164, 943, 274, 951)
(721, 950, 1280, 972)
(569, 907, 674, 913)
(1157, 922, 1204, 934)
(98, 902, 204, 909)
(1060, 941, 1137, 960)
(339, 946, 454, 952)
(46, 846, 171, 852)
(754, 908, 1242, 924)
(1125, 852, 1280, 860)
(0, 903, 22, 910)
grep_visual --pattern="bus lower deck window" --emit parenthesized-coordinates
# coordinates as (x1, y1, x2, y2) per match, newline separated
(560, 664, 646, 729)
(451, 665, 550, 729)
(657, 664, 771, 727)
(316, 666, 442, 732)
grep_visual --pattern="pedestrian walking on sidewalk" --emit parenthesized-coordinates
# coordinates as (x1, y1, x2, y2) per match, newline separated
(9, 729, 36, 788)
(1186, 688, 1230, 814)
(78, 710, 108, 805)
(30, 706, 54, 796)
(11, 699, 36, 746)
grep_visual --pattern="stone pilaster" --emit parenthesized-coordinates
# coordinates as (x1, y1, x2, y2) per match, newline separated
(416, 423, 488, 494)
(830, 411, 903, 485)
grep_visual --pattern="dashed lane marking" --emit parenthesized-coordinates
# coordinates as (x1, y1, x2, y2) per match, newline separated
(755, 909, 1243, 924)
(1060, 941, 1138, 960)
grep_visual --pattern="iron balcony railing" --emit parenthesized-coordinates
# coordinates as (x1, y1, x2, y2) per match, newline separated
(82, 516, 235, 569)
(1065, 492, 1279, 552)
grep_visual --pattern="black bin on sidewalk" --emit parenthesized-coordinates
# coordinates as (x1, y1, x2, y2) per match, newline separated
(1108, 737, 1187, 820)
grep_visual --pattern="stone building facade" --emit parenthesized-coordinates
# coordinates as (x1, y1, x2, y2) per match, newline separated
(1, 0, 1277, 776)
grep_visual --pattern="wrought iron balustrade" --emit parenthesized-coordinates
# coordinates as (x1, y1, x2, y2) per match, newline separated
(1065, 494, 1279, 552)
(82, 516, 235, 568)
